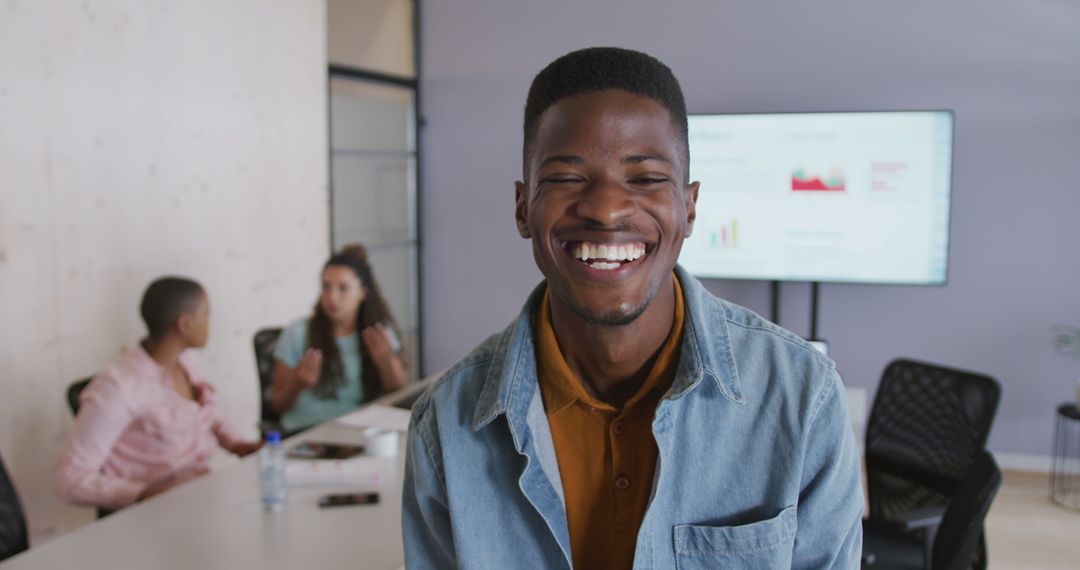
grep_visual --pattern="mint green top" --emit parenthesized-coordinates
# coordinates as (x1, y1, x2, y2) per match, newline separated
(273, 318, 364, 431)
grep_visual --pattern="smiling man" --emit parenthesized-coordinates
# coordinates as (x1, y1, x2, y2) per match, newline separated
(403, 47, 862, 569)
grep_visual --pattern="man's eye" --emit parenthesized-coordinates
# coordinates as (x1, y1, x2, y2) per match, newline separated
(544, 177, 583, 184)
(632, 177, 668, 185)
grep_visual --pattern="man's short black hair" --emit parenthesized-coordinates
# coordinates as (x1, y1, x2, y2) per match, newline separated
(140, 276, 204, 338)
(522, 46, 689, 179)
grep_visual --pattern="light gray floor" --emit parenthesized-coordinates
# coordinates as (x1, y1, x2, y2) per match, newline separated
(986, 471, 1080, 569)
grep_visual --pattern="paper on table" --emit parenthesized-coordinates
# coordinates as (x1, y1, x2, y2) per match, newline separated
(334, 404, 412, 432)
(286, 456, 384, 487)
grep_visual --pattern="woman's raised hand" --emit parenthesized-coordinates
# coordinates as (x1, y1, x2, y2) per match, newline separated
(296, 348, 323, 387)
(361, 324, 396, 363)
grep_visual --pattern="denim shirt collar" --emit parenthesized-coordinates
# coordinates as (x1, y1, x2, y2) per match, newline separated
(472, 265, 744, 433)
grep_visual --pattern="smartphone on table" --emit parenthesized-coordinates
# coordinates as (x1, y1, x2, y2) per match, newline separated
(318, 492, 380, 508)
(288, 441, 365, 460)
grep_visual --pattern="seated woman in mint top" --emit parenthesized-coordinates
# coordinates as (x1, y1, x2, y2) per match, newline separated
(270, 244, 408, 431)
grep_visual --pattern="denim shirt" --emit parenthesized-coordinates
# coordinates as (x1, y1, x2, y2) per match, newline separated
(403, 267, 862, 569)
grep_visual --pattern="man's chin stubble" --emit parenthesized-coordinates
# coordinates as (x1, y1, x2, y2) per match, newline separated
(560, 284, 659, 328)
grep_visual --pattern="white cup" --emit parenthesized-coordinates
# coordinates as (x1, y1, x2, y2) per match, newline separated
(364, 429, 399, 457)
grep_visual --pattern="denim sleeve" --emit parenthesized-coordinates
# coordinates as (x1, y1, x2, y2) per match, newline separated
(402, 409, 457, 569)
(792, 367, 863, 568)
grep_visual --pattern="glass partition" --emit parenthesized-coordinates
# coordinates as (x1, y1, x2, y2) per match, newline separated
(328, 74, 420, 380)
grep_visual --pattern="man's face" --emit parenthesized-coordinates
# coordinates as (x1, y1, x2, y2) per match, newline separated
(515, 90, 698, 326)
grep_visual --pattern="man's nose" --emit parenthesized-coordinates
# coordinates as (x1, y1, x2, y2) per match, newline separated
(574, 176, 637, 227)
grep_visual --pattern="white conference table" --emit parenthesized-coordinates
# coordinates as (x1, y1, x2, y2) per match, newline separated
(1, 379, 434, 570)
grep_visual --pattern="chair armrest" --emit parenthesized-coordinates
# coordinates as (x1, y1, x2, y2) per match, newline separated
(894, 504, 945, 531)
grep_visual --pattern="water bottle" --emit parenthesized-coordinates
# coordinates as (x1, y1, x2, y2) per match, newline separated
(259, 431, 288, 510)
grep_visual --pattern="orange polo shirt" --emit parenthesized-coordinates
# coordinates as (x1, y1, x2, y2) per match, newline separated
(536, 275, 685, 570)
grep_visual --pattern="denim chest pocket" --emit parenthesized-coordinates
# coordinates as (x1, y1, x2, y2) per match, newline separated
(673, 506, 797, 570)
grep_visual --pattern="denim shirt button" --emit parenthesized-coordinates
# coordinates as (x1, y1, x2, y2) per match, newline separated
(614, 476, 631, 491)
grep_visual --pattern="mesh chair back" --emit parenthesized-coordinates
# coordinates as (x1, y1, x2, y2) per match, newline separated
(253, 328, 283, 424)
(66, 376, 93, 416)
(865, 359, 1001, 523)
(0, 452, 28, 562)
(932, 450, 1002, 570)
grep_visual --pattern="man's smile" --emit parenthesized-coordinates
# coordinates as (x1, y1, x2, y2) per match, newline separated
(560, 239, 652, 273)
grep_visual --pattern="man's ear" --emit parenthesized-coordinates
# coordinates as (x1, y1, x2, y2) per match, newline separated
(514, 181, 531, 238)
(684, 181, 700, 238)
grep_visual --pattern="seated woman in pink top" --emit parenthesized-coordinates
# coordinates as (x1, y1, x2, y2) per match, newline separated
(55, 277, 261, 511)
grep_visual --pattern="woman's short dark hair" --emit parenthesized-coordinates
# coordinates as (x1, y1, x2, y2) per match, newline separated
(140, 277, 204, 338)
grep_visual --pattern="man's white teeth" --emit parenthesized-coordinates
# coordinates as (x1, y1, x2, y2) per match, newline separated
(589, 261, 620, 270)
(571, 242, 646, 262)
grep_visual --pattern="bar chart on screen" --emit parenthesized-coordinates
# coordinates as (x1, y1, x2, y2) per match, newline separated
(707, 219, 739, 249)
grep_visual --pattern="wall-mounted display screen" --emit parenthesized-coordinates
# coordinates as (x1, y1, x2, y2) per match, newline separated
(679, 111, 953, 284)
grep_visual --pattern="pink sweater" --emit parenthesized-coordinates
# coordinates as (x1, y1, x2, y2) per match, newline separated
(55, 345, 243, 510)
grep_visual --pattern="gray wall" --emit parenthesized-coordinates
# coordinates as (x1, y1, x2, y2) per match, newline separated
(420, 0, 1080, 457)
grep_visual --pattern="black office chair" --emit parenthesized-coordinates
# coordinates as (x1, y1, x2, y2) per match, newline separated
(0, 451, 28, 562)
(66, 376, 93, 416)
(862, 359, 1002, 570)
(253, 328, 283, 433)
(863, 450, 1002, 570)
